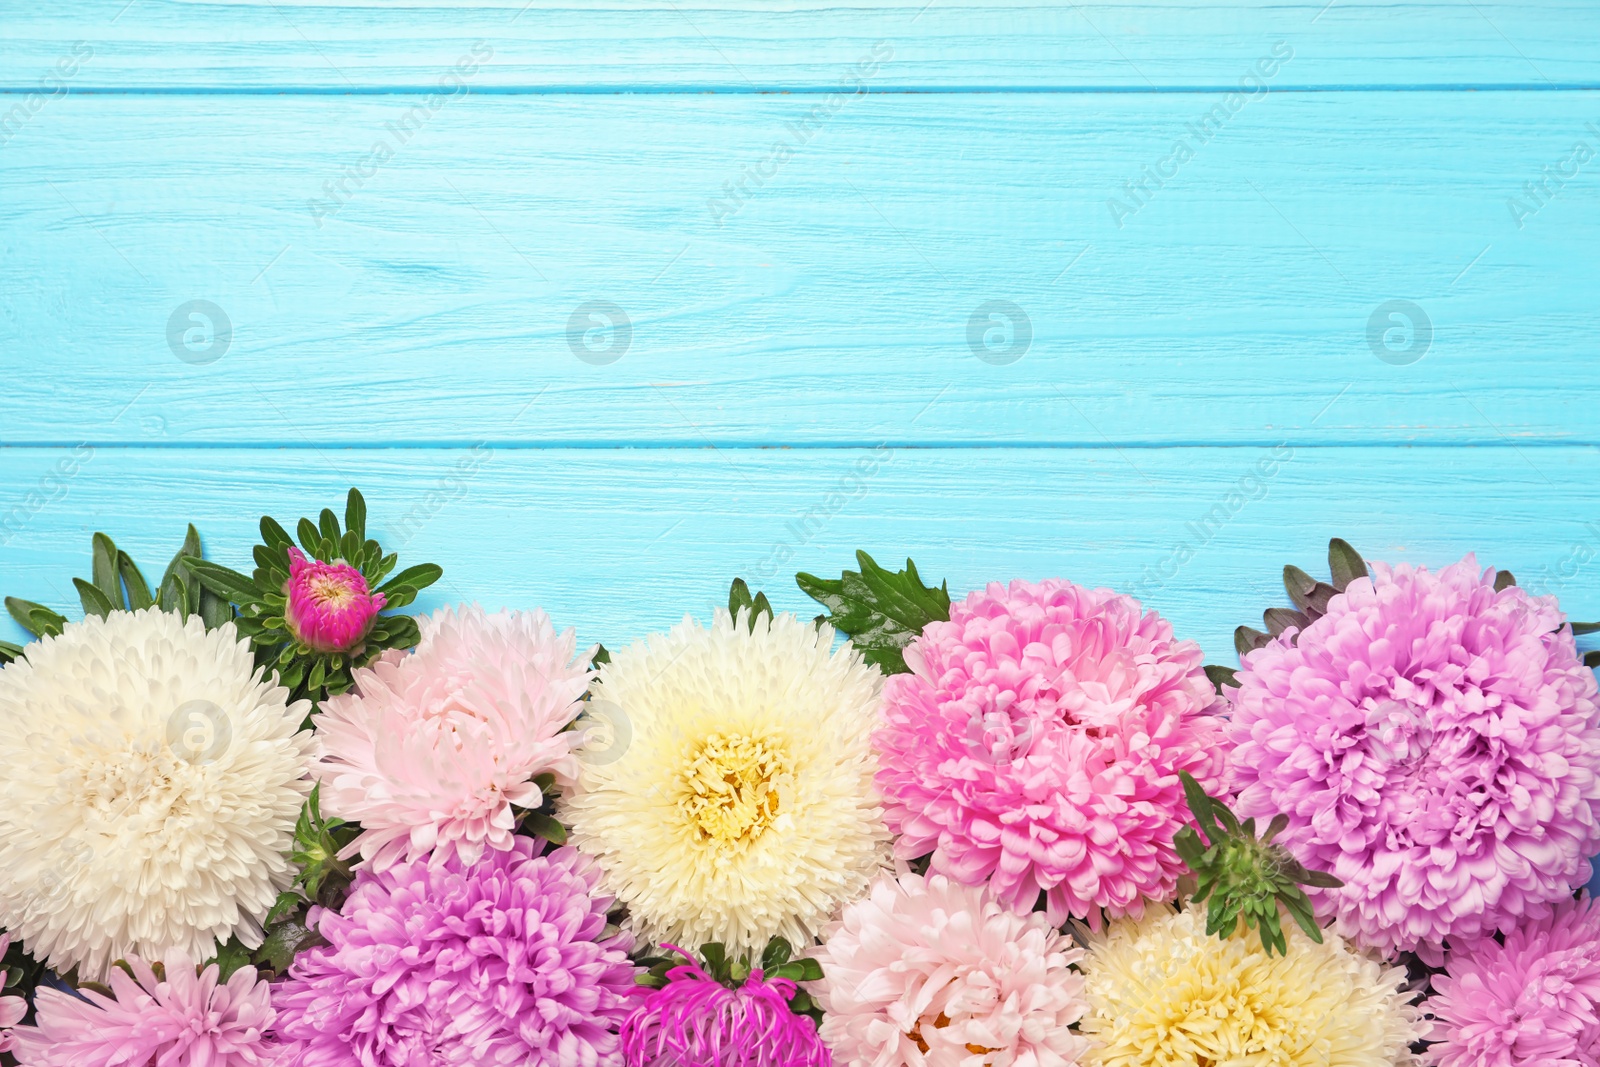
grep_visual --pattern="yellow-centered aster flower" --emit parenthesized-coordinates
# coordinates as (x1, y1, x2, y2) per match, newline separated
(562, 609, 891, 958)
(1079, 903, 1425, 1067)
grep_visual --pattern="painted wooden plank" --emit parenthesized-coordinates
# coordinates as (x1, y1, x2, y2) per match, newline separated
(2, 445, 1597, 665)
(2, 91, 1597, 446)
(3, 1, 1597, 91)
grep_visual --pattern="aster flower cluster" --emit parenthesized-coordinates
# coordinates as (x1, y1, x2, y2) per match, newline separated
(1, 500, 1598, 1067)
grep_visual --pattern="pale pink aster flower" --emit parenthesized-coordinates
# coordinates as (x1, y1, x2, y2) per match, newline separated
(1227, 553, 1600, 957)
(313, 605, 592, 870)
(1429, 896, 1600, 1067)
(282, 547, 385, 653)
(10, 949, 279, 1067)
(811, 871, 1090, 1067)
(876, 578, 1225, 923)
(0, 934, 24, 1054)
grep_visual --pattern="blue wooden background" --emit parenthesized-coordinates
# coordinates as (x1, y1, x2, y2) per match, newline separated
(2, 0, 1599, 666)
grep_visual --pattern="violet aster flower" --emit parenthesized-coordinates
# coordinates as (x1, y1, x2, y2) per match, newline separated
(621, 947, 829, 1067)
(273, 838, 639, 1066)
(1227, 553, 1600, 957)
(0, 934, 25, 1054)
(1429, 895, 1600, 1067)
(875, 578, 1226, 923)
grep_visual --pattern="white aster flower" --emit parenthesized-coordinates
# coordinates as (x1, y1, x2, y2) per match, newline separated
(563, 609, 891, 958)
(0, 608, 314, 980)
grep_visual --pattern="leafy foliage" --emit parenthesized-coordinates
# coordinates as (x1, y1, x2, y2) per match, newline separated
(727, 578, 773, 632)
(182, 489, 441, 704)
(635, 937, 825, 1025)
(795, 551, 950, 674)
(1233, 538, 1371, 657)
(3, 526, 230, 665)
(1174, 772, 1343, 956)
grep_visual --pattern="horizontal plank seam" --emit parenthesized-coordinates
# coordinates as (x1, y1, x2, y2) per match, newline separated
(0, 441, 1594, 451)
(3, 84, 1600, 96)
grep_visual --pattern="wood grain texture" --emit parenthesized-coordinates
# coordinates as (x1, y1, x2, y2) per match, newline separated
(4, 0, 1597, 90)
(2, 446, 1598, 663)
(3, 91, 1597, 445)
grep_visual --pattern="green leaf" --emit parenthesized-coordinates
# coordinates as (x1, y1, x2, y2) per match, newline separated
(1327, 538, 1367, 592)
(1173, 826, 1207, 870)
(728, 578, 774, 632)
(795, 552, 951, 674)
(1572, 622, 1600, 636)
(0, 640, 22, 664)
(91, 533, 123, 610)
(73, 577, 116, 619)
(117, 551, 155, 611)
(788, 988, 816, 1013)
(1493, 569, 1516, 591)
(1262, 607, 1310, 636)
(1586, 650, 1600, 669)
(265, 890, 305, 926)
(761, 937, 792, 972)
(522, 811, 567, 845)
(376, 563, 443, 598)
(207, 936, 254, 981)
(1262, 813, 1290, 843)
(260, 516, 294, 551)
(1179, 771, 1221, 844)
(1296, 869, 1345, 889)
(296, 518, 321, 555)
(1203, 664, 1237, 694)
(1234, 625, 1272, 658)
(182, 558, 260, 604)
(345, 488, 367, 540)
(318, 508, 342, 547)
(699, 943, 727, 982)
(199, 588, 232, 630)
(591, 645, 611, 669)
(254, 917, 321, 975)
(6, 597, 63, 638)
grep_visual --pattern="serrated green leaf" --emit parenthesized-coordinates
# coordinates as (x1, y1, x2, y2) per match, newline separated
(254, 918, 320, 975)
(74, 577, 116, 619)
(90, 533, 123, 610)
(1327, 538, 1367, 592)
(345, 488, 367, 540)
(265, 890, 305, 926)
(795, 552, 951, 674)
(207, 936, 254, 981)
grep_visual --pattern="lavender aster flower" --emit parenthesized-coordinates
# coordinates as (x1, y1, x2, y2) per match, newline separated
(1227, 553, 1600, 957)
(273, 838, 639, 1066)
(621, 948, 829, 1067)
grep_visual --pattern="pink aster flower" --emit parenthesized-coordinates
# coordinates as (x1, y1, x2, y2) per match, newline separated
(11, 949, 279, 1067)
(0, 934, 25, 1054)
(1227, 553, 1600, 957)
(621, 948, 828, 1067)
(313, 605, 592, 870)
(283, 547, 385, 653)
(1429, 895, 1600, 1067)
(273, 838, 638, 1067)
(876, 578, 1225, 923)
(811, 871, 1090, 1067)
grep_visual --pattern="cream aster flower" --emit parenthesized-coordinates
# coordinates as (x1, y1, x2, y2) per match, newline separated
(1079, 903, 1425, 1067)
(0, 608, 313, 980)
(562, 609, 891, 957)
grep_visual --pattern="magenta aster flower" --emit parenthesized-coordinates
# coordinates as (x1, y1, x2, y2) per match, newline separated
(876, 578, 1225, 923)
(313, 605, 592, 870)
(10, 949, 279, 1067)
(283, 547, 385, 653)
(1227, 553, 1600, 956)
(1429, 895, 1600, 1067)
(621, 949, 828, 1067)
(273, 838, 638, 1066)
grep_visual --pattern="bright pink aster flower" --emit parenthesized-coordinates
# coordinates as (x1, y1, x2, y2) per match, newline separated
(1227, 553, 1600, 957)
(621, 948, 828, 1067)
(273, 838, 638, 1067)
(1429, 895, 1600, 1067)
(313, 605, 592, 870)
(10, 949, 279, 1067)
(876, 578, 1225, 924)
(282, 547, 385, 653)
(0, 934, 25, 1054)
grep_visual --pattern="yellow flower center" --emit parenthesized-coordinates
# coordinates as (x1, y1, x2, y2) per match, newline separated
(679, 732, 792, 843)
